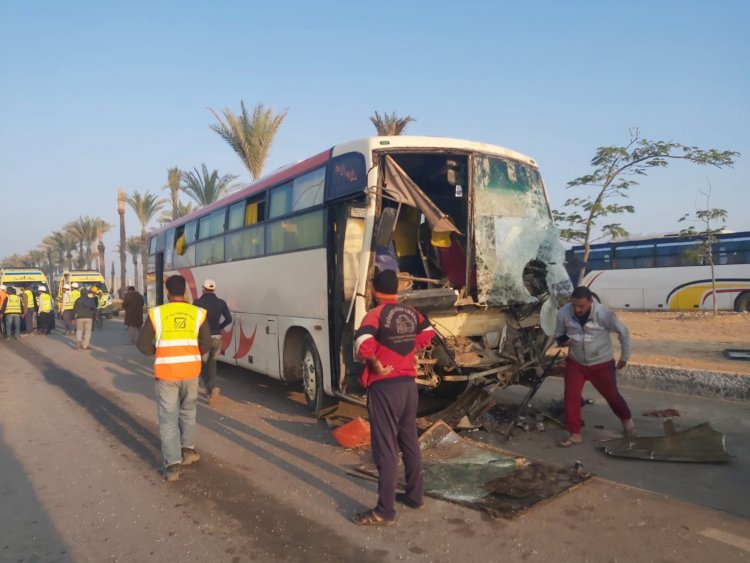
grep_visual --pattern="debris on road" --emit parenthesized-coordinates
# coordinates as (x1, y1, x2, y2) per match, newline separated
(349, 420, 592, 518)
(723, 349, 750, 361)
(595, 419, 731, 463)
(332, 417, 370, 449)
(643, 408, 681, 417)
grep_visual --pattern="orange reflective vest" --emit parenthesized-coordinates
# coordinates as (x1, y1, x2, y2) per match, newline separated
(4, 294, 23, 314)
(149, 301, 207, 380)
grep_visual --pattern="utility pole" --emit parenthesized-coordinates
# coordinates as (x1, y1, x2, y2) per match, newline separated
(118, 188, 127, 298)
(110, 260, 115, 298)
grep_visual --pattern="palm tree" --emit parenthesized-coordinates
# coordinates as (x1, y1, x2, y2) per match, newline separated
(94, 218, 112, 276)
(158, 200, 195, 225)
(180, 164, 238, 207)
(164, 167, 182, 221)
(26, 249, 47, 269)
(0, 254, 28, 268)
(125, 190, 166, 295)
(118, 188, 127, 298)
(43, 230, 69, 275)
(209, 101, 287, 180)
(65, 216, 99, 269)
(369, 111, 416, 135)
(124, 237, 143, 292)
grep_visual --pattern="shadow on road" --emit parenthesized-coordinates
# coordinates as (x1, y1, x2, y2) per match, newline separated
(0, 425, 71, 562)
(30, 354, 163, 472)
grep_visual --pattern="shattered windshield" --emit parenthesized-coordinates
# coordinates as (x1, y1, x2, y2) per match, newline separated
(473, 155, 572, 308)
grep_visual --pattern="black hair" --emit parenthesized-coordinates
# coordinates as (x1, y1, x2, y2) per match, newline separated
(571, 286, 593, 300)
(165, 275, 186, 297)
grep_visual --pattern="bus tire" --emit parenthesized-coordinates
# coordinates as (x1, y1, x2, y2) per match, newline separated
(734, 292, 750, 313)
(301, 334, 335, 417)
(434, 377, 468, 399)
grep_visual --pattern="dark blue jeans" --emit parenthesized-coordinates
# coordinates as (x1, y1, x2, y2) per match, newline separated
(4, 314, 20, 336)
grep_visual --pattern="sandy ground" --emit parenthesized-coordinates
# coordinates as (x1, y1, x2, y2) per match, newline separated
(617, 311, 750, 375)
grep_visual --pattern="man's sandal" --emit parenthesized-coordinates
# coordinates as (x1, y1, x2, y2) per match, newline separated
(351, 509, 394, 526)
(558, 436, 583, 448)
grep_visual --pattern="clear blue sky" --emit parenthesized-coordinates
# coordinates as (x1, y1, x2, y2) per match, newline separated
(1, 0, 748, 271)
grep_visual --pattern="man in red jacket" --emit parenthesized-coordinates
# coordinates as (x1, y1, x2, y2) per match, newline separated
(351, 269, 434, 526)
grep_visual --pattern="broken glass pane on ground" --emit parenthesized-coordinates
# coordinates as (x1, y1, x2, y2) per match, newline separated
(349, 420, 592, 519)
(595, 419, 732, 463)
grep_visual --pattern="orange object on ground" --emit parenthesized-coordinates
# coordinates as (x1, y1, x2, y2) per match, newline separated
(332, 418, 371, 448)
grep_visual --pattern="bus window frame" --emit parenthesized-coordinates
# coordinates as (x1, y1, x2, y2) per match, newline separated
(325, 152, 367, 202)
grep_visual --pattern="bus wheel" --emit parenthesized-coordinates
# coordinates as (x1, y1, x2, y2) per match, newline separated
(434, 378, 468, 399)
(734, 292, 750, 312)
(301, 335, 334, 417)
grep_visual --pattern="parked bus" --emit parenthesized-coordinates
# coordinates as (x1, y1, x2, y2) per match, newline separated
(147, 136, 572, 414)
(566, 231, 750, 312)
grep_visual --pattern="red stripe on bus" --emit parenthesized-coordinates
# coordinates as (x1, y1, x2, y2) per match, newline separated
(701, 288, 745, 305)
(152, 148, 333, 235)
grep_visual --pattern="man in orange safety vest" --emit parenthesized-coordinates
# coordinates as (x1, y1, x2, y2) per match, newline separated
(137, 275, 211, 482)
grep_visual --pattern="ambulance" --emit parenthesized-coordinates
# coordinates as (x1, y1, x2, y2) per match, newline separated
(0, 268, 51, 295)
(55, 270, 114, 317)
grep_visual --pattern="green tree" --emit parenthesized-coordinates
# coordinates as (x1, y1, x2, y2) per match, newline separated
(95, 218, 112, 276)
(553, 129, 739, 283)
(0, 254, 29, 268)
(369, 111, 416, 135)
(180, 164, 238, 207)
(158, 200, 194, 225)
(678, 186, 728, 316)
(65, 216, 99, 269)
(118, 188, 127, 298)
(42, 230, 76, 274)
(125, 190, 166, 296)
(165, 167, 182, 221)
(209, 101, 287, 180)
(124, 236, 143, 293)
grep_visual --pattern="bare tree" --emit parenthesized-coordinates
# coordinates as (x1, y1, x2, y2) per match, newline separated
(678, 184, 728, 316)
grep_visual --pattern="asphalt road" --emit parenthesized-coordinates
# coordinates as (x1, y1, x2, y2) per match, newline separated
(1, 320, 749, 562)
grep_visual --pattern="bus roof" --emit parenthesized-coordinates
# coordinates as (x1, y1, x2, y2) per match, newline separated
(151, 135, 539, 236)
(570, 229, 750, 252)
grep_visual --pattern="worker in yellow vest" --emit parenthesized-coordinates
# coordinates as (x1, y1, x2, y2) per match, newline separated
(61, 283, 78, 335)
(22, 285, 36, 336)
(1, 287, 25, 339)
(137, 274, 211, 482)
(0, 284, 7, 337)
(36, 285, 53, 335)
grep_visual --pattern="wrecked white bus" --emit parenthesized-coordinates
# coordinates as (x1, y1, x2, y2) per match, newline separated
(146, 136, 572, 415)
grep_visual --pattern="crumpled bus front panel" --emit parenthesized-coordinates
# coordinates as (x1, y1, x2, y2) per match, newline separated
(473, 155, 572, 307)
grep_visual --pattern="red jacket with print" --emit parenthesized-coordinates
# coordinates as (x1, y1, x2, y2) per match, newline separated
(354, 298, 434, 388)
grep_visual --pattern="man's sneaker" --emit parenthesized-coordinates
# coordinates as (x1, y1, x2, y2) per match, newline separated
(181, 447, 200, 466)
(208, 387, 221, 406)
(75, 341, 82, 349)
(165, 464, 181, 482)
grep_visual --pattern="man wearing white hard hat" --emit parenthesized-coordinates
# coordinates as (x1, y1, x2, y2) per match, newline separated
(194, 279, 232, 405)
(61, 283, 76, 335)
(37, 286, 54, 335)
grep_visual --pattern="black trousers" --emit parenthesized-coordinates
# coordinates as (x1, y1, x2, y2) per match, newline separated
(367, 377, 423, 520)
(37, 312, 53, 334)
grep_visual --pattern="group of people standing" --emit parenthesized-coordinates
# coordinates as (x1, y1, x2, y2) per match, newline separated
(0, 284, 54, 338)
(60, 282, 108, 349)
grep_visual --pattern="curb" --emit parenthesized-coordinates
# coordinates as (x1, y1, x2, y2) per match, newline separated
(620, 363, 750, 401)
